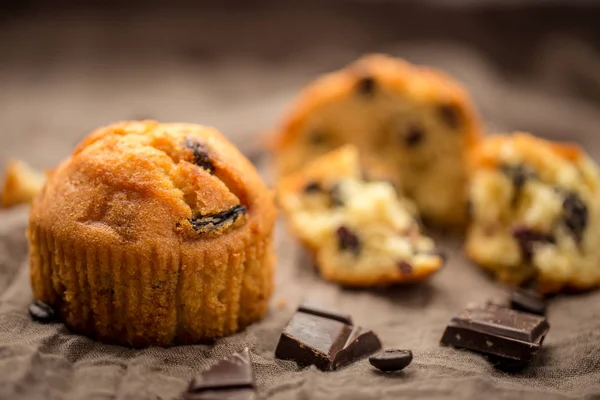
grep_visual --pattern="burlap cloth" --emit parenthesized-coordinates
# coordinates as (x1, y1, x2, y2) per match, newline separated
(1, 5, 600, 399)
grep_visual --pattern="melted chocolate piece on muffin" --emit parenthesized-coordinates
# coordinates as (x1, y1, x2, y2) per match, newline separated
(185, 138, 215, 173)
(189, 205, 247, 234)
(356, 75, 377, 96)
(437, 103, 462, 130)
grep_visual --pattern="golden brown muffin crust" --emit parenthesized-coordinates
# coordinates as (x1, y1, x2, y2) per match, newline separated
(29, 120, 276, 346)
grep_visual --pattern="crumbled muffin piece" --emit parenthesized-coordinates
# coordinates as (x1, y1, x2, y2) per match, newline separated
(273, 54, 482, 227)
(1, 159, 45, 208)
(466, 132, 600, 293)
(278, 145, 444, 286)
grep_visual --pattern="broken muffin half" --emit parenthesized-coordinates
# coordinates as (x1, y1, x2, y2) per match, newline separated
(278, 145, 444, 286)
(466, 132, 600, 293)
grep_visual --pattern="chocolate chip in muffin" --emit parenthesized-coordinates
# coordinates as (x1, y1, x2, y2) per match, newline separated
(562, 192, 588, 244)
(184, 138, 215, 173)
(29, 300, 57, 323)
(437, 104, 461, 129)
(308, 130, 331, 146)
(397, 261, 413, 275)
(303, 181, 322, 194)
(500, 164, 536, 206)
(512, 226, 555, 262)
(189, 205, 247, 233)
(356, 75, 377, 96)
(336, 226, 361, 255)
(403, 125, 425, 148)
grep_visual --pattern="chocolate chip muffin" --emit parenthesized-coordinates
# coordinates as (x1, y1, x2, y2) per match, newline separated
(278, 145, 444, 286)
(466, 132, 600, 293)
(28, 121, 277, 347)
(273, 54, 482, 226)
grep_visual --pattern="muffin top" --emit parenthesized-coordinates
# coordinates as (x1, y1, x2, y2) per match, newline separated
(31, 121, 275, 246)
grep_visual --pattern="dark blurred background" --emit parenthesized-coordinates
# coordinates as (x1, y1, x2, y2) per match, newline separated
(1, 1, 599, 169)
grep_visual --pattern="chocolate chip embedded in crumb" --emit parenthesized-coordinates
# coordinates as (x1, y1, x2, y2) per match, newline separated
(184, 138, 215, 173)
(356, 75, 377, 96)
(336, 226, 361, 255)
(437, 104, 462, 129)
(499, 164, 536, 206)
(29, 300, 57, 323)
(562, 192, 588, 244)
(511, 226, 555, 262)
(403, 125, 425, 148)
(397, 261, 413, 275)
(303, 181, 322, 194)
(307, 130, 330, 146)
(189, 205, 247, 234)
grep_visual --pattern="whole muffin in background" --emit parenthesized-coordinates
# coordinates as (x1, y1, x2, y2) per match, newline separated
(278, 145, 445, 286)
(467, 132, 600, 294)
(273, 54, 482, 227)
(28, 121, 277, 347)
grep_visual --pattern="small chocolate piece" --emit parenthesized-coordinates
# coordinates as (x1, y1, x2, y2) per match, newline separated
(356, 75, 376, 96)
(510, 289, 546, 316)
(440, 304, 549, 364)
(437, 104, 461, 129)
(511, 226, 555, 262)
(185, 138, 215, 173)
(275, 304, 382, 371)
(298, 300, 353, 324)
(403, 126, 424, 147)
(303, 181, 322, 194)
(308, 130, 329, 146)
(397, 261, 413, 275)
(562, 192, 588, 243)
(28, 300, 57, 323)
(369, 349, 413, 372)
(189, 205, 247, 233)
(336, 226, 361, 255)
(186, 348, 256, 400)
(500, 164, 536, 206)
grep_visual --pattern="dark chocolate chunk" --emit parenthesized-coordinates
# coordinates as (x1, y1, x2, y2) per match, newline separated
(186, 348, 255, 400)
(437, 104, 461, 129)
(356, 75, 376, 96)
(275, 304, 382, 371)
(397, 261, 413, 275)
(403, 126, 425, 148)
(336, 226, 361, 255)
(511, 226, 555, 262)
(369, 349, 413, 372)
(562, 192, 588, 243)
(29, 300, 57, 323)
(185, 138, 215, 173)
(189, 205, 247, 233)
(440, 304, 549, 364)
(298, 300, 353, 324)
(500, 164, 536, 206)
(510, 289, 546, 316)
(303, 181, 322, 194)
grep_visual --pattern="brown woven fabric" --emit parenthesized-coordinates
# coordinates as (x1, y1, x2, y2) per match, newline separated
(1, 5, 600, 399)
